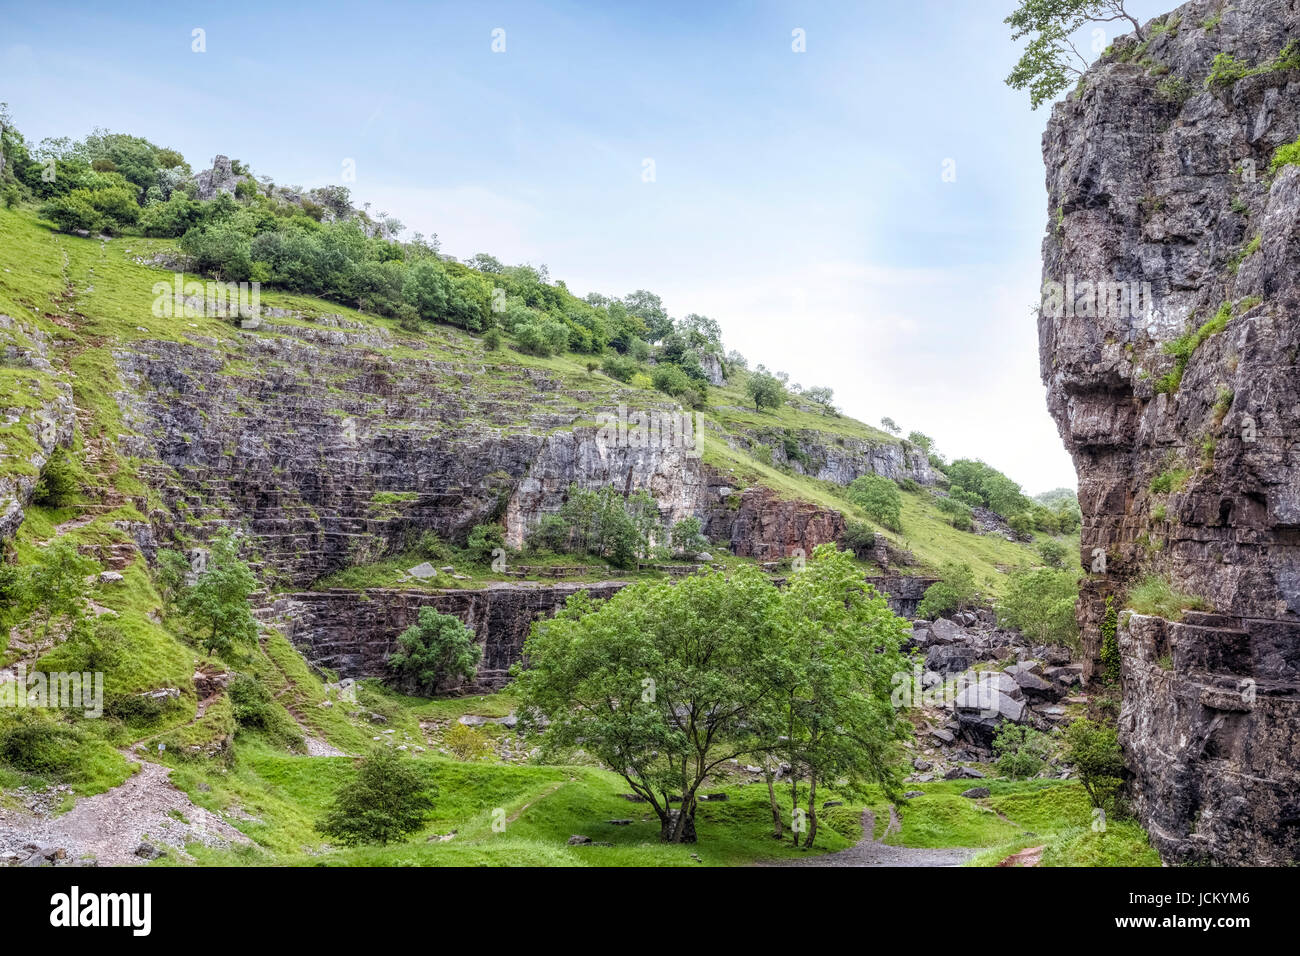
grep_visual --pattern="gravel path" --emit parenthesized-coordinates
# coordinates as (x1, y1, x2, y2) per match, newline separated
(0, 754, 250, 866)
(761, 808, 977, 867)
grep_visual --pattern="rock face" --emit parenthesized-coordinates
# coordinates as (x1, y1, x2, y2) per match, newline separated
(1039, 0, 1300, 864)
(193, 156, 248, 201)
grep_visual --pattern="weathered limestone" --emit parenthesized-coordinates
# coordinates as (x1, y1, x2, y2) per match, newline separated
(1040, 0, 1300, 864)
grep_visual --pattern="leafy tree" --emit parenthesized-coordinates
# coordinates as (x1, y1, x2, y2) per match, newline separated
(387, 606, 481, 694)
(840, 521, 876, 559)
(318, 748, 437, 845)
(40, 191, 101, 233)
(766, 545, 910, 846)
(622, 289, 672, 343)
(528, 484, 652, 568)
(153, 549, 191, 613)
(466, 523, 504, 565)
(997, 567, 1080, 646)
(1061, 718, 1125, 811)
(935, 494, 974, 530)
(804, 386, 836, 414)
(994, 724, 1053, 778)
(445, 722, 491, 761)
(514, 567, 785, 842)
(879, 417, 901, 435)
(669, 517, 707, 555)
(916, 562, 978, 619)
(180, 531, 259, 657)
(905, 430, 933, 453)
(745, 370, 787, 412)
(846, 474, 902, 532)
(25, 541, 91, 638)
(1005, 0, 1145, 109)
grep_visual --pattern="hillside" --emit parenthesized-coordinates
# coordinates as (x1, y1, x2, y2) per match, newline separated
(0, 123, 1096, 868)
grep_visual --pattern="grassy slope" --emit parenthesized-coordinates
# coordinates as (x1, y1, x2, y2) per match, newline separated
(0, 205, 1114, 865)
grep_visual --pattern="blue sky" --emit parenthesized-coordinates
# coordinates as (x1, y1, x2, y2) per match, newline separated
(0, 0, 1172, 493)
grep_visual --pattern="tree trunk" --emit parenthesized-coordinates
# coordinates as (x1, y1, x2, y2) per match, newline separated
(804, 774, 818, 848)
(765, 770, 783, 839)
(661, 807, 697, 843)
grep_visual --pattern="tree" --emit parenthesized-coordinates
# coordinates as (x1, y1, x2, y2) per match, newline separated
(318, 748, 437, 845)
(1061, 718, 1125, 811)
(622, 290, 673, 343)
(766, 545, 910, 847)
(997, 567, 1080, 646)
(880, 417, 901, 435)
(994, 724, 1053, 778)
(1038, 537, 1070, 569)
(846, 474, 902, 532)
(745, 370, 786, 412)
(669, 517, 707, 556)
(25, 541, 91, 638)
(804, 386, 836, 414)
(32, 447, 77, 507)
(180, 531, 259, 657)
(905, 430, 933, 453)
(1005, 0, 1145, 109)
(387, 606, 481, 695)
(916, 562, 978, 619)
(514, 567, 785, 843)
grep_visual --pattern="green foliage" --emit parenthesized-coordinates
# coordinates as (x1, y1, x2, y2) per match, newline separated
(934, 494, 974, 530)
(0, 711, 85, 776)
(846, 473, 902, 532)
(25, 540, 92, 638)
(997, 567, 1080, 646)
(1205, 52, 1248, 88)
(31, 446, 77, 506)
(1149, 467, 1192, 494)
(946, 459, 1030, 518)
(483, 326, 502, 351)
(1004, 1, 1147, 108)
(1099, 596, 1120, 684)
(840, 521, 876, 560)
(445, 722, 491, 761)
(527, 484, 656, 568)
(744, 370, 786, 411)
(669, 516, 707, 555)
(1125, 574, 1209, 620)
(601, 352, 638, 382)
(994, 724, 1053, 778)
(228, 673, 303, 749)
(1271, 135, 1300, 172)
(317, 748, 438, 846)
(153, 549, 190, 611)
(178, 531, 259, 657)
(387, 606, 481, 694)
(465, 523, 504, 565)
(1155, 302, 1232, 394)
(1038, 537, 1070, 568)
(916, 561, 977, 619)
(1061, 718, 1125, 811)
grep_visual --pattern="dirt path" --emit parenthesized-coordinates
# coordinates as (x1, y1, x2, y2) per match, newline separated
(761, 809, 977, 868)
(0, 755, 251, 866)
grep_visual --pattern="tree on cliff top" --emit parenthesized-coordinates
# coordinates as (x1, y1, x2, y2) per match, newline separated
(1005, 0, 1146, 108)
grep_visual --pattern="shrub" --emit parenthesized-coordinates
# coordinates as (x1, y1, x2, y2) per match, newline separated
(935, 495, 973, 530)
(601, 352, 638, 382)
(0, 712, 84, 776)
(651, 363, 693, 398)
(317, 748, 437, 845)
(1062, 718, 1125, 812)
(445, 722, 491, 761)
(840, 521, 876, 560)
(916, 562, 977, 619)
(513, 316, 569, 356)
(1, 183, 19, 208)
(846, 474, 902, 532)
(1038, 538, 1070, 569)
(228, 673, 303, 749)
(483, 326, 502, 350)
(669, 517, 708, 555)
(31, 446, 77, 507)
(466, 523, 504, 565)
(993, 724, 1052, 778)
(387, 606, 481, 694)
(997, 568, 1080, 647)
(40, 191, 100, 233)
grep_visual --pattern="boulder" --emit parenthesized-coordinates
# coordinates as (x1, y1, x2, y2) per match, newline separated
(566, 835, 593, 846)
(961, 787, 991, 799)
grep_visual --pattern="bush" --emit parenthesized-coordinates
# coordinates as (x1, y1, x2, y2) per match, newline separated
(669, 517, 707, 555)
(935, 495, 973, 530)
(466, 523, 504, 565)
(601, 353, 638, 382)
(514, 316, 569, 356)
(993, 724, 1052, 778)
(445, 722, 491, 761)
(997, 568, 1079, 647)
(387, 606, 481, 694)
(32, 447, 77, 507)
(2, 183, 19, 208)
(846, 474, 902, 532)
(916, 562, 977, 619)
(483, 327, 502, 351)
(1099, 596, 1120, 684)
(228, 673, 302, 748)
(840, 521, 876, 560)
(40, 191, 100, 233)
(317, 748, 437, 845)
(1038, 538, 1070, 569)
(1062, 718, 1125, 812)
(0, 711, 83, 776)
(651, 363, 693, 398)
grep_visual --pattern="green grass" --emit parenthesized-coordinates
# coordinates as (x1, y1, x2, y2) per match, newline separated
(1125, 574, 1211, 620)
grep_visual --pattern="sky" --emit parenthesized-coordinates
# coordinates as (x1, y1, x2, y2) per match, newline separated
(0, 0, 1173, 494)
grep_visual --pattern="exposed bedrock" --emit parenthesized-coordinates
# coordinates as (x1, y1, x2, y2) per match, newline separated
(1040, 0, 1300, 863)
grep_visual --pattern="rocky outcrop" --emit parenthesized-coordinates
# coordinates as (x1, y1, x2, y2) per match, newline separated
(724, 426, 935, 486)
(192, 156, 247, 201)
(0, 315, 75, 539)
(1040, 0, 1300, 864)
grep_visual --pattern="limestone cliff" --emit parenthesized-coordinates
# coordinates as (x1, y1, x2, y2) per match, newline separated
(1040, 0, 1300, 864)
